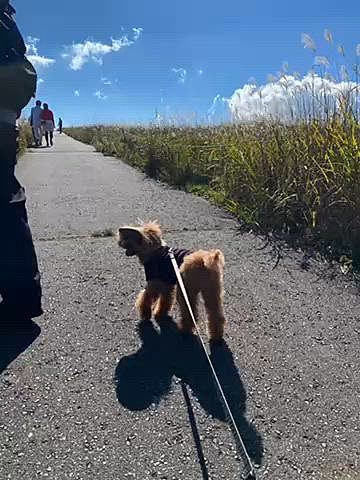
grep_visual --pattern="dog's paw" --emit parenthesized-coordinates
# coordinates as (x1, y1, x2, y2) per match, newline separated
(140, 310, 152, 321)
(209, 336, 225, 346)
(178, 324, 195, 335)
(154, 312, 171, 322)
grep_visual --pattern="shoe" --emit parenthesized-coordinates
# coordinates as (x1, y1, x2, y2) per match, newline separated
(0, 314, 36, 333)
(0, 302, 43, 322)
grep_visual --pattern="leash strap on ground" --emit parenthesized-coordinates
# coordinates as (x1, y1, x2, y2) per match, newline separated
(169, 248, 257, 480)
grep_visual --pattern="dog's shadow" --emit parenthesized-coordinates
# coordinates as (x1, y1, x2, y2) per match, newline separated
(115, 319, 177, 410)
(114, 319, 263, 465)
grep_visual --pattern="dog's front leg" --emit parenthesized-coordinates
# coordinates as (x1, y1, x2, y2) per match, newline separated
(153, 285, 176, 321)
(135, 281, 160, 321)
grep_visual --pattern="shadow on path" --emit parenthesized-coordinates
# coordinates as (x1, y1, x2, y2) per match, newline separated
(114, 318, 263, 465)
(0, 321, 41, 375)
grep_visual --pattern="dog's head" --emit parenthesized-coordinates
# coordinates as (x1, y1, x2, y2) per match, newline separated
(117, 221, 164, 261)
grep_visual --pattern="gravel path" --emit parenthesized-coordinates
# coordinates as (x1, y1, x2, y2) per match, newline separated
(1, 133, 359, 480)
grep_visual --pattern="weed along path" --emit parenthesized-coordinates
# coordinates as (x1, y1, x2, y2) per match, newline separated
(1, 133, 359, 479)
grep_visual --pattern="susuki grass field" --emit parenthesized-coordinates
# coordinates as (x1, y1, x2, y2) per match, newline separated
(66, 118, 360, 268)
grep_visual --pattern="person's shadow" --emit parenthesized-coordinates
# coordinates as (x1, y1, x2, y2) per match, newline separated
(114, 318, 263, 465)
(0, 321, 41, 375)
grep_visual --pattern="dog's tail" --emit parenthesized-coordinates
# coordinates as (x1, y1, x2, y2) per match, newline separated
(204, 249, 225, 270)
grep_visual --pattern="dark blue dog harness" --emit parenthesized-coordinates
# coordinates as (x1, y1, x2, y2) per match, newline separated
(144, 246, 191, 285)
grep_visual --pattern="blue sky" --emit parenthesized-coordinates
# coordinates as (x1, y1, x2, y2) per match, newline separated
(16, 0, 360, 125)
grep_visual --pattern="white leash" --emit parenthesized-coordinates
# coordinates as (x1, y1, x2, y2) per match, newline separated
(169, 248, 257, 480)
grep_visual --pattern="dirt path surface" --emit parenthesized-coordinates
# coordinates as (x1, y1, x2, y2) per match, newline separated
(1, 133, 359, 480)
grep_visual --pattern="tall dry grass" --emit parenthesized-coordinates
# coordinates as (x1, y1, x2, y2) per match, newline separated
(18, 120, 33, 155)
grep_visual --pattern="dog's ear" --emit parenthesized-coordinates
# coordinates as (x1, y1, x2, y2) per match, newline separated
(142, 221, 162, 239)
(118, 227, 143, 244)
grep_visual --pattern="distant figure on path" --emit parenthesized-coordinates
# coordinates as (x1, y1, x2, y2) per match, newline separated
(58, 117, 63, 134)
(29, 99, 43, 146)
(40, 103, 55, 147)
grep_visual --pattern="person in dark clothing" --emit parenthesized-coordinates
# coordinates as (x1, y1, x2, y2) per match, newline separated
(40, 103, 55, 147)
(0, 1, 43, 324)
(58, 117, 63, 134)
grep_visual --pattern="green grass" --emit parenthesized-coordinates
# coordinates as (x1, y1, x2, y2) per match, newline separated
(66, 119, 360, 267)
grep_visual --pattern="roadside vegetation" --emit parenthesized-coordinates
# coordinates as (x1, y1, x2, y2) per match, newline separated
(18, 120, 33, 155)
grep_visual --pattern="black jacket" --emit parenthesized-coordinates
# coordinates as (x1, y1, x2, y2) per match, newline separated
(0, 4, 26, 61)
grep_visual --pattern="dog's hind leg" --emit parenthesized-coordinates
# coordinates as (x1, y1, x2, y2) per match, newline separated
(201, 274, 226, 342)
(176, 274, 200, 334)
(177, 289, 199, 334)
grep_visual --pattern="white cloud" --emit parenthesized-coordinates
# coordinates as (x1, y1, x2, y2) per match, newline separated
(198, 69, 204, 76)
(74, 90, 80, 97)
(132, 28, 143, 41)
(38, 78, 44, 84)
(26, 36, 55, 68)
(94, 90, 108, 100)
(228, 73, 360, 122)
(172, 67, 187, 84)
(63, 28, 143, 71)
(101, 77, 112, 85)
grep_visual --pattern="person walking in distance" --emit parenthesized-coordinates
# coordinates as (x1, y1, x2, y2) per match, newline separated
(30, 99, 43, 146)
(58, 117, 63, 134)
(0, 0, 43, 325)
(40, 103, 55, 147)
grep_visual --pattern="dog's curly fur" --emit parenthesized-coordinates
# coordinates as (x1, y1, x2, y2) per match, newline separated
(117, 221, 226, 342)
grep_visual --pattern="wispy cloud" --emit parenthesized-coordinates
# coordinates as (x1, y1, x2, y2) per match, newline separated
(63, 28, 143, 71)
(26, 36, 55, 68)
(197, 69, 204, 76)
(74, 90, 80, 97)
(38, 78, 44, 84)
(132, 28, 143, 41)
(94, 90, 108, 100)
(171, 67, 187, 84)
(101, 77, 112, 85)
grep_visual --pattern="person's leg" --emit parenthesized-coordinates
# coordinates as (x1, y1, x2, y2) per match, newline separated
(50, 132, 53, 146)
(36, 126, 43, 146)
(45, 131, 49, 147)
(0, 203, 43, 319)
(31, 127, 37, 146)
(0, 124, 43, 321)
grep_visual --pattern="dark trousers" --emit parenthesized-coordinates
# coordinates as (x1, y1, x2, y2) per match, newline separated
(0, 122, 42, 319)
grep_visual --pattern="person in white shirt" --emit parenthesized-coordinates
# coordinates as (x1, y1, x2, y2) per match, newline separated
(29, 100, 43, 146)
